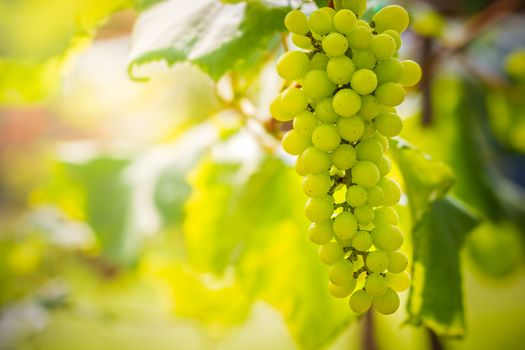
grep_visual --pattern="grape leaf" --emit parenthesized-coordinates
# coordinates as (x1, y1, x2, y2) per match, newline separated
(314, 0, 329, 7)
(128, 0, 289, 80)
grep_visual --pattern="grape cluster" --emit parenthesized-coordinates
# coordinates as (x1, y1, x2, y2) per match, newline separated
(272, 1, 421, 315)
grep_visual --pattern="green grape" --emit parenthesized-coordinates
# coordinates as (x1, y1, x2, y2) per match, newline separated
(320, 6, 336, 17)
(376, 156, 392, 176)
(399, 60, 422, 87)
(366, 185, 385, 207)
(347, 26, 372, 49)
(346, 185, 368, 207)
(309, 9, 333, 35)
(375, 112, 403, 137)
(352, 230, 373, 251)
(356, 19, 371, 29)
(329, 259, 354, 286)
(303, 172, 332, 197)
(366, 250, 389, 272)
(359, 121, 377, 141)
(334, 9, 357, 35)
(352, 161, 380, 188)
(372, 132, 389, 150)
(315, 98, 338, 123)
(330, 278, 357, 298)
(374, 206, 399, 226)
(303, 69, 336, 99)
(369, 34, 396, 61)
(354, 205, 374, 224)
(372, 224, 403, 251)
(385, 272, 410, 292)
(331, 144, 357, 170)
(342, 0, 367, 18)
(379, 177, 401, 206)
(333, 89, 362, 117)
(292, 33, 313, 50)
(270, 94, 293, 122)
(335, 236, 353, 248)
(350, 69, 377, 95)
(319, 241, 344, 265)
(299, 147, 331, 174)
(327, 56, 355, 85)
(375, 58, 404, 83)
(383, 29, 402, 50)
(352, 50, 377, 70)
(365, 273, 388, 296)
(308, 221, 335, 244)
(312, 124, 341, 152)
(281, 87, 308, 115)
(282, 129, 311, 155)
(309, 53, 329, 70)
(372, 5, 409, 33)
(293, 111, 318, 137)
(337, 116, 365, 142)
(295, 155, 309, 176)
(285, 9, 309, 35)
(349, 289, 372, 313)
(276, 51, 309, 80)
(305, 195, 334, 222)
(387, 251, 408, 273)
(333, 211, 358, 240)
(372, 287, 400, 315)
(356, 139, 383, 162)
(322, 32, 349, 57)
(375, 82, 406, 107)
(358, 95, 381, 121)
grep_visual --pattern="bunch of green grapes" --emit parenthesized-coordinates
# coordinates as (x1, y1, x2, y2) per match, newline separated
(271, 0, 421, 315)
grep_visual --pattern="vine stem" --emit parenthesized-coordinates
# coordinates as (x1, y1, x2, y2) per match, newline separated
(362, 310, 377, 350)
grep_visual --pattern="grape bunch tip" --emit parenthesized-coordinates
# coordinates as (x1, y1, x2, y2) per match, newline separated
(272, 1, 421, 315)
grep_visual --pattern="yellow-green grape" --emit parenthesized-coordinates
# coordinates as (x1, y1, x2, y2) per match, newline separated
(293, 111, 318, 137)
(276, 51, 309, 80)
(342, 0, 367, 18)
(375, 58, 404, 83)
(357, 19, 371, 29)
(385, 272, 410, 292)
(367, 185, 385, 207)
(347, 26, 373, 49)
(346, 185, 368, 207)
(319, 242, 344, 265)
(365, 272, 388, 296)
(376, 156, 392, 176)
(375, 112, 403, 137)
(354, 205, 374, 224)
(295, 156, 309, 176)
(282, 129, 311, 155)
(329, 259, 354, 286)
(352, 161, 380, 188)
(281, 87, 308, 115)
(372, 287, 400, 315)
(349, 289, 372, 313)
(330, 278, 357, 298)
(350, 69, 378, 95)
(309, 221, 335, 244)
(320, 6, 337, 17)
(285, 9, 309, 35)
(372, 5, 409, 33)
(375, 82, 406, 107)
(366, 250, 390, 272)
(372, 133, 389, 150)
(356, 139, 383, 162)
(309, 9, 333, 35)
(387, 251, 408, 273)
(322, 32, 349, 57)
(270, 94, 293, 122)
(303, 172, 332, 197)
(309, 53, 330, 70)
(292, 33, 313, 50)
(374, 206, 399, 226)
(312, 124, 341, 152)
(299, 147, 331, 174)
(327, 56, 355, 85)
(333, 89, 362, 117)
(360, 121, 377, 140)
(303, 69, 336, 99)
(352, 230, 373, 251)
(333, 211, 358, 240)
(315, 98, 339, 123)
(334, 9, 357, 35)
(352, 50, 377, 70)
(331, 144, 357, 170)
(379, 177, 401, 206)
(383, 29, 402, 50)
(399, 60, 422, 87)
(370, 34, 396, 61)
(337, 116, 365, 142)
(372, 224, 403, 251)
(305, 195, 334, 222)
(358, 96, 380, 121)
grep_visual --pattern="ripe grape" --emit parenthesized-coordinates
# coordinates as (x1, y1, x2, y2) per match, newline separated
(281, 87, 308, 115)
(308, 221, 335, 245)
(375, 82, 406, 107)
(331, 144, 357, 170)
(285, 9, 309, 35)
(346, 185, 368, 207)
(358, 95, 381, 121)
(292, 33, 313, 50)
(375, 112, 403, 137)
(282, 129, 311, 155)
(333, 9, 357, 34)
(303, 69, 336, 99)
(349, 289, 372, 313)
(277, 51, 309, 80)
(312, 124, 341, 151)
(352, 161, 380, 188)
(333, 211, 358, 240)
(388, 251, 408, 273)
(354, 205, 374, 224)
(373, 5, 409, 33)
(372, 287, 400, 315)
(293, 111, 318, 137)
(347, 26, 373, 49)
(366, 185, 385, 207)
(315, 97, 339, 123)
(352, 50, 377, 70)
(379, 177, 401, 206)
(400, 60, 422, 87)
(356, 139, 383, 162)
(385, 272, 410, 292)
(309, 53, 330, 70)
(352, 230, 373, 251)
(351, 69, 378, 95)
(329, 259, 354, 286)
(322, 32, 349, 57)
(309, 9, 333, 35)
(327, 56, 355, 84)
(365, 273, 388, 296)
(333, 89, 362, 117)
(372, 224, 404, 251)
(330, 278, 357, 298)
(370, 34, 396, 61)
(374, 206, 399, 226)
(299, 147, 331, 174)
(319, 242, 344, 265)
(303, 172, 332, 197)
(383, 29, 401, 50)
(366, 250, 390, 272)
(337, 116, 365, 142)
(375, 58, 404, 83)
(305, 195, 334, 222)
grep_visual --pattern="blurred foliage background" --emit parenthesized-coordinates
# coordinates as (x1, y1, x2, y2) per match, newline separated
(1, 0, 525, 349)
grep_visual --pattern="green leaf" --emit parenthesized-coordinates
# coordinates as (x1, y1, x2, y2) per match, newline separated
(128, 0, 289, 80)
(314, 0, 329, 7)
(407, 197, 480, 337)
